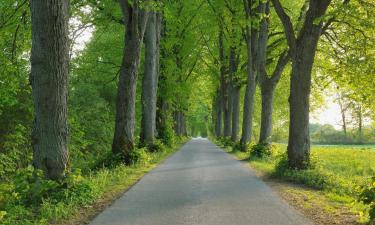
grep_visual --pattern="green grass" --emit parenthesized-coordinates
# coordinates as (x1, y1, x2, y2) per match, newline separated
(216, 140, 375, 223)
(0, 138, 189, 225)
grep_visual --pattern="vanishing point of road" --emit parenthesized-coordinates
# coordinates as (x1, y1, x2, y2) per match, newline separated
(90, 139, 311, 225)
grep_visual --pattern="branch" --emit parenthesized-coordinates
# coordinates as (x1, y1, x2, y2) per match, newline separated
(270, 0, 297, 54)
(270, 51, 290, 83)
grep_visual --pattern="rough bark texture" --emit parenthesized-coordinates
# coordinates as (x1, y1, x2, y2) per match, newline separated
(174, 111, 187, 136)
(257, 1, 289, 146)
(259, 82, 276, 144)
(231, 84, 240, 142)
(30, 0, 70, 180)
(215, 89, 223, 137)
(219, 26, 231, 138)
(240, 0, 257, 148)
(140, 11, 159, 146)
(112, 0, 149, 163)
(272, 0, 332, 169)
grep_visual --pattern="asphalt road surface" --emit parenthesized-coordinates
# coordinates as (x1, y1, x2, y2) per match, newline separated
(90, 138, 311, 225)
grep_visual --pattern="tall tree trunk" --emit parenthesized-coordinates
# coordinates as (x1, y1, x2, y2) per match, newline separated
(30, 0, 70, 180)
(257, 1, 289, 146)
(140, 11, 159, 146)
(112, 1, 148, 163)
(240, 0, 258, 149)
(231, 84, 240, 142)
(219, 27, 231, 138)
(272, 0, 332, 169)
(215, 89, 223, 137)
(229, 46, 240, 142)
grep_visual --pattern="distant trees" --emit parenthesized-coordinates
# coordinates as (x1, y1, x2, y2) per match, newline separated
(30, 0, 70, 179)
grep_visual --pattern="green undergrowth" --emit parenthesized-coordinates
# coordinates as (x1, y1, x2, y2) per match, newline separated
(0, 137, 189, 225)
(214, 138, 375, 224)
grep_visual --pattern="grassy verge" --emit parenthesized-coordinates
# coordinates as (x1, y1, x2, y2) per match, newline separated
(0, 137, 189, 225)
(214, 139, 375, 224)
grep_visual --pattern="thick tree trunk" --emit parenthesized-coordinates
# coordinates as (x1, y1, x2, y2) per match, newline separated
(112, 1, 148, 163)
(231, 85, 240, 142)
(287, 60, 313, 169)
(30, 0, 70, 180)
(259, 81, 276, 145)
(140, 11, 158, 146)
(272, 0, 332, 169)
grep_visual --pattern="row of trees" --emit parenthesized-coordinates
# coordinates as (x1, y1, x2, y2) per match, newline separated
(0, 0, 373, 180)
(210, 0, 374, 169)
(26, 0, 212, 179)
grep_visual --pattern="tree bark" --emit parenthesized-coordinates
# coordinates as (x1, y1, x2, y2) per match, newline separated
(30, 0, 70, 180)
(229, 46, 240, 142)
(215, 89, 223, 137)
(272, 0, 332, 169)
(240, 0, 257, 148)
(140, 11, 159, 146)
(259, 81, 276, 144)
(257, 1, 289, 146)
(219, 25, 231, 138)
(112, 0, 149, 163)
(231, 84, 240, 142)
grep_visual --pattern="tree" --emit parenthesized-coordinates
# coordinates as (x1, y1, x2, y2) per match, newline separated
(240, 0, 257, 149)
(112, 0, 149, 162)
(257, 1, 290, 146)
(30, 0, 70, 179)
(140, 9, 162, 147)
(272, 0, 332, 169)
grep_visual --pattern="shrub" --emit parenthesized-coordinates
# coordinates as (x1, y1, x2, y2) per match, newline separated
(250, 143, 273, 158)
(126, 148, 151, 165)
(359, 176, 375, 222)
(146, 139, 167, 153)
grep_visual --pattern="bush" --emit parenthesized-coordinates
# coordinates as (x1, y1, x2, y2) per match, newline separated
(250, 143, 273, 158)
(359, 176, 375, 222)
(126, 148, 151, 165)
(147, 139, 167, 153)
(0, 167, 98, 224)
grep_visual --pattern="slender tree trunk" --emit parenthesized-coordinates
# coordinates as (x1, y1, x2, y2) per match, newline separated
(140, 11, 158, 146)
(229, 46, 240, 142)
(256, 1, 289, 146)
(215, 90, 223, 137)
(30, 0, 70, 180)
(357, 106, 363, 143)
(259, 81, 276, 145)
(337, 96, 347, 135)
(231, 85, 240, 142)
(112, 1, 148, 163)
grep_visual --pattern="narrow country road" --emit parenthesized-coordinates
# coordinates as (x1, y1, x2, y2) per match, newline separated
(90, 139, 311, 225)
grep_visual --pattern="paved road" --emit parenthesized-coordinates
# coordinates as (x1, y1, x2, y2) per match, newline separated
(90, 139, 311, 225)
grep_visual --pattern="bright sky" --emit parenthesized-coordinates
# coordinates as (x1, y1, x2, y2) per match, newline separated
(310, 96, 343, 130)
